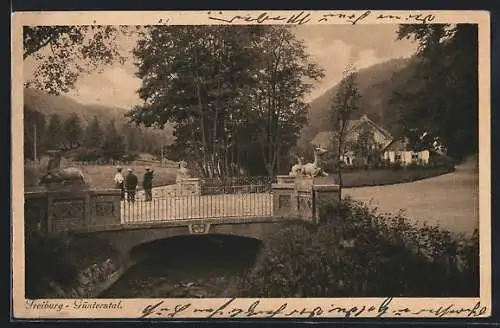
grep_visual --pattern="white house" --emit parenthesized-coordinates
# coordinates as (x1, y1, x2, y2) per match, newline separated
(382, 137, 430, 166)
(310, 114, 436, 167)
(310, 114, 393, 166)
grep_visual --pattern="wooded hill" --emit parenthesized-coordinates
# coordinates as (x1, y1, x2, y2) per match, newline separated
(23, 87, 175, 161)
(298, 57, 418, 150)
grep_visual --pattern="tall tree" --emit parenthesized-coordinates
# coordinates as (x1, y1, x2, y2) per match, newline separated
(101, 121, 126, 161)
(391, 24, 478, 161)
(353, 124, 376, 166)
(45, 114, 63, 149)
(84, 116, 104, 149)
(129, 25, 323, 177)
(62, 114, 83, 148)
(246, 26, 324, 176)
(24, 26, 133, 95)
(329, 64, 361, 206)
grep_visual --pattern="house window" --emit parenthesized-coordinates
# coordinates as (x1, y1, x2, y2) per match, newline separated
(395, 154, 402, 162)
(412, 153, 419, 160)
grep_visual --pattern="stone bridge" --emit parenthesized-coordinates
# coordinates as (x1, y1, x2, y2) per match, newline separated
(24, 176, 339, 259)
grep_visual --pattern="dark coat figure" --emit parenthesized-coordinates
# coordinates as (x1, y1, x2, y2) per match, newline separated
(125, 169, 138, 202)
(143, 168, 154, 201)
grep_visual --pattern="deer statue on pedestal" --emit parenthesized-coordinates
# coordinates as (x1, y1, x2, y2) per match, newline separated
(289, 155, 304, 177)
(39, 143, 87, 187)
(301, 146, 329, 178)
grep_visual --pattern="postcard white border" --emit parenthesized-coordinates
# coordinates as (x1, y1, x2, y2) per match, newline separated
(11, 10, 491, 319)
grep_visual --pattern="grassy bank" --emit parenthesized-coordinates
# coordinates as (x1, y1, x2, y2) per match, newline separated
(315, 165, 454, 188)
(235, 199, 478, 297)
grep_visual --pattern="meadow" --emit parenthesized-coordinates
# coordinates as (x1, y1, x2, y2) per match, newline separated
(24, 163, 178, 190)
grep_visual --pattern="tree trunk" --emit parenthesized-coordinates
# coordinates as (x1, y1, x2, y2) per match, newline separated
(194, 74, 209, 178)
(337, 132, 345, 217)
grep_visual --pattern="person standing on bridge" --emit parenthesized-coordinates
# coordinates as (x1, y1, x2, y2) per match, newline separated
(125, 168, 138, 203)
(114, 166, 125, 200)
(143, 167, 154, 202)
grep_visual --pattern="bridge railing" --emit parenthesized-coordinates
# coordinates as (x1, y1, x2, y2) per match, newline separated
(122, 179, 274, 224)
(24, 176, 340, 235)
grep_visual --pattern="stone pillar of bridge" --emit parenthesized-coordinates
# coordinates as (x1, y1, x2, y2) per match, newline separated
(89, 189, 122, 229)
(272, 176, 297, 218)
(295, 176, 315, 222)
(25, 188, 122, 235)
(312, 184, 340, 224)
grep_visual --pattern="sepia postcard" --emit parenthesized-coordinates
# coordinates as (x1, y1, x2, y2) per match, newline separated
(11, 10, 491, 319)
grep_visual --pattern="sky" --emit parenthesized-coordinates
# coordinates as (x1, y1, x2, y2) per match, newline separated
(24, 24, 417, 109)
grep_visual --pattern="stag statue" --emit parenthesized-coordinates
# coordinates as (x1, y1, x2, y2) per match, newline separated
(301, 146, 329, 178)
(289, 155, 304, 177)
(39, 144, 87, 187)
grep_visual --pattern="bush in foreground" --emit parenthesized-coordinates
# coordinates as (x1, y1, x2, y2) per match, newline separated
(236, 199, 479, 297)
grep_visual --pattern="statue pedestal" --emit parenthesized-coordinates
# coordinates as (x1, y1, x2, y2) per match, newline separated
(177, 178, 201, 196)
(313, 184, 340, 224)
(272, 175, 339, 223)
(272, 180, 296, 218)
(276, 175, 296, 185)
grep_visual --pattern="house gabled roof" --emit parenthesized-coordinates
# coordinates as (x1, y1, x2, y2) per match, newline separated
(382, 137, 409, 151)
(310, 114, 393, 148)
(310, 131, 334, 148)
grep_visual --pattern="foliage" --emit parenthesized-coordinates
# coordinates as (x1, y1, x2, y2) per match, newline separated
(62, 113, 83, 148)
(45, 114, 64, 149)
(73, 147, 104, 163)
(391, 24, 478, 161)
(23, 105, 170, 163)
(24, 26, 133, 94)
(236, 199, 479, 297)
(100, 121, 127, 161)
(128, 25, 324, 177)
(84, 116, 104, 149)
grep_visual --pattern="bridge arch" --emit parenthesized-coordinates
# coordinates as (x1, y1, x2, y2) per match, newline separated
(128, 234, 263, 263)
(91, 219, 285, 261)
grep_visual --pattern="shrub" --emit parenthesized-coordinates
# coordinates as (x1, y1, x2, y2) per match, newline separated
(73, 147, 104, 162)
(236, 199, 479, 297)
(121, 152, 140, 163)
(390, 161, 403, 170)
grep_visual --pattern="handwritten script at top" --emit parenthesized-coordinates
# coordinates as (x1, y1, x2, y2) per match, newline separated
(139, 297, 488, 319)
(207, 11, 436, 25)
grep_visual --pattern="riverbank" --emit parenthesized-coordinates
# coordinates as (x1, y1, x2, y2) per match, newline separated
(99, 235, 262, 298)
(25, 232, 128, 298)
